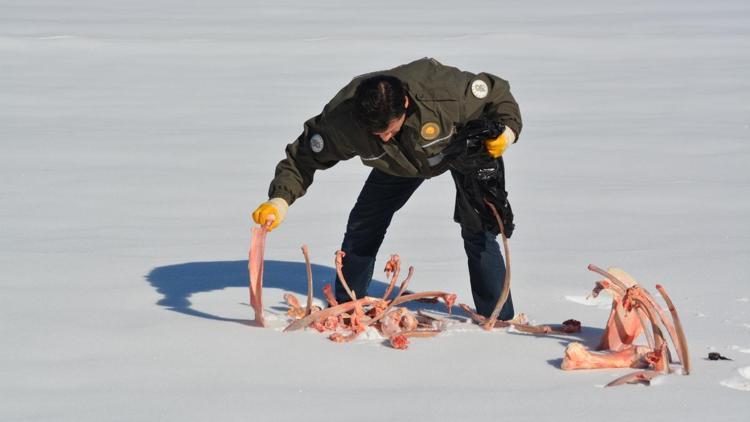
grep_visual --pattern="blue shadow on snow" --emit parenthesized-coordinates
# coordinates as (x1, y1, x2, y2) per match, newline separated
(146, 259, 391, 326)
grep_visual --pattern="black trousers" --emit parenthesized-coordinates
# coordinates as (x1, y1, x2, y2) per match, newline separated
(335, 168, 514, 320)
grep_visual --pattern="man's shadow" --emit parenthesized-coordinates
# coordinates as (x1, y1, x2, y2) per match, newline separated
(146, 260, 391, 325)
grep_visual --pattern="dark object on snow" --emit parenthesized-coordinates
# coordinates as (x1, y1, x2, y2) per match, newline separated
(708, 352, 732, 361)
(443, 118, 515, 237)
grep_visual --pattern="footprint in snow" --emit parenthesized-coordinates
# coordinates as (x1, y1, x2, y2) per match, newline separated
(720, 366, 750, 392)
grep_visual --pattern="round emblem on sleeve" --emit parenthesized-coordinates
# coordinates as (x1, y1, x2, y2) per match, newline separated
(420, 122, 441, 141)
(471, 79, 489, 99)
(310, 133, 324, 153)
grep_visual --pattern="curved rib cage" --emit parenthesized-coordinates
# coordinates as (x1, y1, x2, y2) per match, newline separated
(560, 265, 690, 387)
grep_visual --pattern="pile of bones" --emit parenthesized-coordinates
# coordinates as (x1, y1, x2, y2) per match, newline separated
(248, 225, 690, 387)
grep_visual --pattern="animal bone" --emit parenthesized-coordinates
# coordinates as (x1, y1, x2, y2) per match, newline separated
(561, 342, 650, 370)
(322, 284, 338, 307)
(301, 244, 314, 316)
(562, 265, 690, 386)
(605, 370, 662, 387)
(382, 254, 401, 300)
(284, 296, 378, 332)
(389, 329, 443, 350)
(459, 303, 575, 334)
(655, 284, 691, 374)
(248, 225, 269, 327)
(334, 250, 358, 302)
(380, 308, 419, 337)
(591, 266, 687, 374)
(481, 200, 513, 331)
(283, 293, 306, 319)
(390, 291, 456, 313)
(363, 266, 415, 327)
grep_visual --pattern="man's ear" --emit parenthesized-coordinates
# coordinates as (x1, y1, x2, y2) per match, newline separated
(404, 96, 409, 108)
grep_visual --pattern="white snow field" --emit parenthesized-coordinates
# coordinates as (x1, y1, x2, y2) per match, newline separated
(2, 0, 749, 420)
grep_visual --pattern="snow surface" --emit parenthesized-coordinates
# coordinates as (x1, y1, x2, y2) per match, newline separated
(2, 0, 749, 420)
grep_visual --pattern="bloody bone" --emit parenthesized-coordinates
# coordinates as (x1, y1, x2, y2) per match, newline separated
(561, 342, 650, 370)
(390, 291, 456, 313)
(460, 303, 577, 334)
(382, 254, 401, 300)
(655, 284, 691, 375)
(334, 251, 358, 302)
(605, 370, 661, 387)
(284, 293, 305, 319)
(363, 266, 415, 328)
(481, 200, 513, 331)
(322, 284, 338, 307)
(248, 224, 269, 327)
(284, 296, 377, 332)
(389, 329, 443, 350)
(301, 244, 314, 316)
(591, 265, 687, 373)
(561, 265, 690, 386)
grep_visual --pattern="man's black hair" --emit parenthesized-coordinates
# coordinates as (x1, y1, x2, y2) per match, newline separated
(353, 75, 407, 132)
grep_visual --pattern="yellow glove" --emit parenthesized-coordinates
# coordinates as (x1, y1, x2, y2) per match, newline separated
(484, 127, 516, 158)
(251, 198, 289, 231)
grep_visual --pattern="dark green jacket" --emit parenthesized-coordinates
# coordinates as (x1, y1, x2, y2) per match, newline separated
(268, 58, 522, 205)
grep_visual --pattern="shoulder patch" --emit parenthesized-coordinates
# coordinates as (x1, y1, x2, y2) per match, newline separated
(310, 134, 324, 153)
(471, 79, 489, 99)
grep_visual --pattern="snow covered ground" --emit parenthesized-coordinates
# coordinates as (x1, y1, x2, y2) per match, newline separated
(2, 0, 749, 420)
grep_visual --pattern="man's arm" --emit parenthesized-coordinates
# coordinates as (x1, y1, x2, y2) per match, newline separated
(253, 110, 356, 230)
(460, 71, 522, 141)
(268, 113, 355, 205)
(457, 71, 522, 158)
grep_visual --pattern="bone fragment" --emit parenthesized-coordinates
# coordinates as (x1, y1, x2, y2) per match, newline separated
(605, 370, 661, 387)
(283, 293, 306, 319)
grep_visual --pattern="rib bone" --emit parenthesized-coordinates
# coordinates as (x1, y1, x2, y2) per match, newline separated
(248, 225, 269, 327)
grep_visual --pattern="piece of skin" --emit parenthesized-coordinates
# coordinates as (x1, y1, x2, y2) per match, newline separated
(248, 225, 269, 327)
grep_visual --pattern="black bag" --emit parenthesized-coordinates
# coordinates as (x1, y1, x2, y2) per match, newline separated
(443, 118, 515, 237)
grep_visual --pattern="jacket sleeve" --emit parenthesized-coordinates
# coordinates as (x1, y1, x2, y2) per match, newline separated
(460, 72, 523, 141)
(268, 113, 356, 205)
